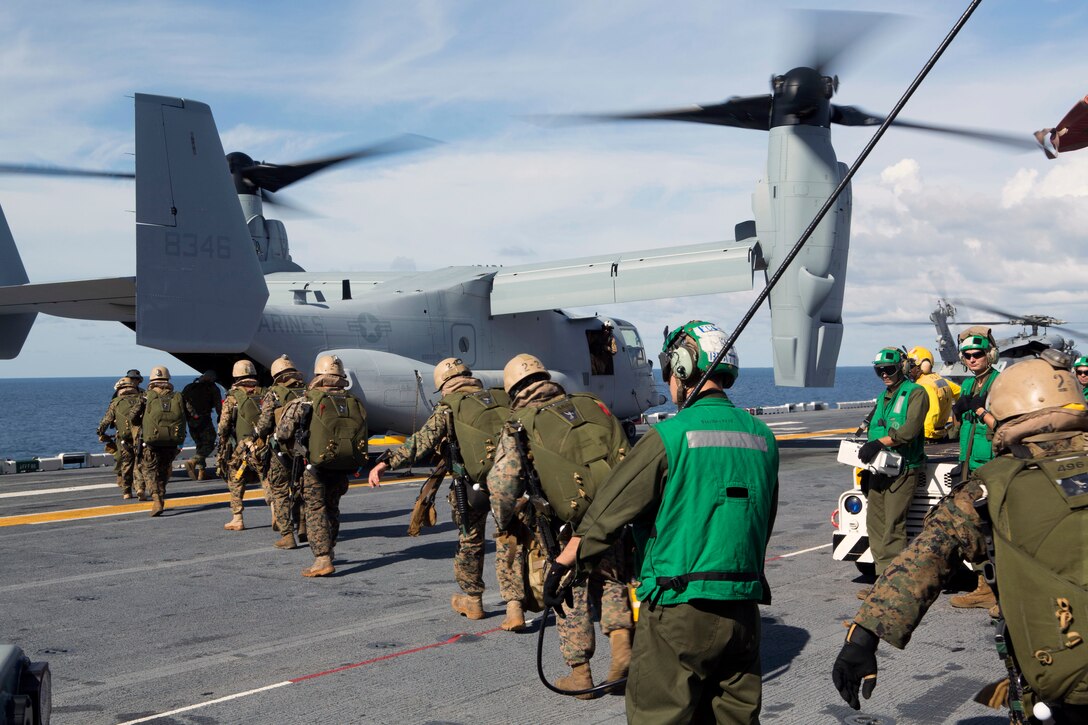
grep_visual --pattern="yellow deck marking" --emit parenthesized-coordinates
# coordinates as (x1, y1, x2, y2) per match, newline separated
(775, 427, 854, 441)
(0, 475, 429, 528)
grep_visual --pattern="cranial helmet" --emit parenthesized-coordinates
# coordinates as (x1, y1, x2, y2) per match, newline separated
(907, 346, 935, 373)
(958, 326, 999, 365)
(433, 357, 470, 392)
(1074, 355, 1088, 369)
(315, 354, 345, 377)
(232, 360, 257, 379)
(150, 366, 171, 382)
(503, 354, 550, 395)
(660, 321, 738, 387)
(988, 359, 1085, 422)
(872, 346, 910, 378)
(270, 355, 297, 378)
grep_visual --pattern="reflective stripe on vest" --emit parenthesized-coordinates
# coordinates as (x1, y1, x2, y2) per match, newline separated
(686, 430, 770, 452)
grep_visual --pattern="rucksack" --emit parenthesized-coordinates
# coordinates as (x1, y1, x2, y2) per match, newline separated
(306, 389, 368, 470)
(230, 387, 263, 440)
(142, 389, 186, 447)
(444, 387, 511, 483)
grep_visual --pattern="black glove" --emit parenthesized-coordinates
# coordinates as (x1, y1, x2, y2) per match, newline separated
(543, 561, 575, 618)
(952, 395, 983, 421)
(857, 440, 883, 464)
(833, 623, 879, 710)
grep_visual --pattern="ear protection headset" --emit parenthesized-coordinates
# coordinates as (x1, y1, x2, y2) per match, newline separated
(959, 333, 999, 366)
(669, 339, 699, 383)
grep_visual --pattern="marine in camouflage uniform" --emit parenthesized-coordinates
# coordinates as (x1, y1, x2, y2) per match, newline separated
(128, 366, 187, 516)
(254, 355, 308, 549)
(369, 358, 521, 624)
(835, 359, 1088, 724)
(276, 355, 366, 578)
(488, 353, 633, 696)
(181, 370, 222, 480)
(217, 360, 265, 531)
(97, 376, 146, 499)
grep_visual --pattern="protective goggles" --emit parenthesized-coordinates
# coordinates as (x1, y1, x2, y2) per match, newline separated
(1075, 368, 1088, 376)
(962, 350, 987, 361)
(874, 365, 899, 377)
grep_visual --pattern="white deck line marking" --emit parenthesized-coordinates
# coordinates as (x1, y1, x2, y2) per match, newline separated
(0, 483, 117, 498)
(775, 543, 832, 559)
(115, 681, 293, 724)
(764, 420, 802, 426)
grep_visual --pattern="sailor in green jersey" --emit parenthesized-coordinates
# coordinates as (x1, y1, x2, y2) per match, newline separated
(1074, 355, 1088, 402)
(856, 347, 928, 588)
(834, 359, 1088, 723)
(551, 321, 779, 723)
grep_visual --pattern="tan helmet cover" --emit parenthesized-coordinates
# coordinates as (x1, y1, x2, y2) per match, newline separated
(270, 354, 297, 378)
(150, 365, 171, 382)
(315, 354, 345, 377)
(232, 359, 257, 378)
(114, 377, 130, 391)
(503, 353, 549, 393)
(433, 357, 470, 391)
(988, 359, 1084, 422)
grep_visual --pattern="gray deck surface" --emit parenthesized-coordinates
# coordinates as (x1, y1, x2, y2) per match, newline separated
(1, 409, 1006, 724)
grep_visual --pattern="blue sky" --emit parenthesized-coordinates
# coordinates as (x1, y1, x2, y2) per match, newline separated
(2, 0, 1087, 380)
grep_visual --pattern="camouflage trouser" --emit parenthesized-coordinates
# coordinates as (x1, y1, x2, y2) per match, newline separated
(188, 417, 216, 469)
(494, 520, 528, 604)
(301, 467, 349, 557)
(267, 452, 302, 535)
(558, 541, 634, 666)
(449, 491, 487, 596)
(140, 445, 177, 500)
(227, 456, 262, 516)
(113, 441, 142, 495)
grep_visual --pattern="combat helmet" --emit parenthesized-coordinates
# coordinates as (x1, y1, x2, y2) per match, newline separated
(114, 376, 132, 391)
(433, 357, 470, 392)
(660, 321, 738, 387)
(150, 366, 171, 383)
(315, 354, 346, 378)
(201, 369, 218, 382)
(503, 354, 549, 397)
(270, 355, 297, 378)
(988, 359, 1085, 423)
(232, 359, 257, 379)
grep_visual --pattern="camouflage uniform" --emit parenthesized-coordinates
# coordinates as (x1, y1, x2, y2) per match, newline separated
(217, 381, 265, 515)
(181, 378, 222, 473)
(254, 372, 307, 537)
(97, 387, 145, 497)
(128, 381, 184, 504)
(489, 379, 633, 666)
(275, 375, 358, 558)
(384, 379, 521, 602)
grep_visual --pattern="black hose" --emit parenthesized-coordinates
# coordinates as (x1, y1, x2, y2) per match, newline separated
(535, 607, 627, 698)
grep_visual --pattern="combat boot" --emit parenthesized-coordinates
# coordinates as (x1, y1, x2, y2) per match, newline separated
(988, 603, 1001, 619)
(274, 533, 296, 550)
(555, 662, 596, 700)
(856, 586, 873, 601)
(302, 555, 335, 577)
(451, 593, 485, 620)
(138, 490, 151, 501)
(184, 459, 198, 480)
(501, 601, 526, 631)
(951, 574, 997, 609)
(196, 467, 208, 481)
(122, 488, 133, 500)
(604, 629, 631, 689)
(224, 514, 245, 531)
(150, 496, 164, 517)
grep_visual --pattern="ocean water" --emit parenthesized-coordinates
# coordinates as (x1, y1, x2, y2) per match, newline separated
(0, 367, 879, 460)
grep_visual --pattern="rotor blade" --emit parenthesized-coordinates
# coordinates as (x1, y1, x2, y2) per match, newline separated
(0, 163, 134, 180)
(949, 298, 1028, 322)
(1052, 323, 1088, 340)
(532, 95, 773, 132)
(259, 189, 317, 217)
(242, 133, 440, 193)
(831, 105, 1037, 151)
(796, 10, 897, 76)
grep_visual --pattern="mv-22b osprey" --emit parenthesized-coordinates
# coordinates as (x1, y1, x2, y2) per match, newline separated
(0, 62, 1026, 433)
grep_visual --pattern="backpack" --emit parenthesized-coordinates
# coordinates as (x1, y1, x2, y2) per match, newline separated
(112, 395, 139, 439)
(230, 387, 263, 440)
(444, 387, 511, 483)
(142, 389, 187, 447)
(270, 383, 305, 427)
(306, 389, 368, 470)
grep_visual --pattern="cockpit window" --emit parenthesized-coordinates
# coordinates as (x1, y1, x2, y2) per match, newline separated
(617, 326, 645, 362)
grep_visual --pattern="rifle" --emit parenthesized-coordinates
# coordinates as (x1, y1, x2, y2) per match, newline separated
(445, 410, 472, 537)
(511, 422, 560, 564)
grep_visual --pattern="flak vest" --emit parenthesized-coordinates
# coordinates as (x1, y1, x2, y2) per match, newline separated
(513, 393, 625, 525)
(442, 387, 511, 483)
(637, 396, 778, 608)
(229, 387, 264, 441)
(869, 380, 926, 471)
(976, 452, 1088, 705)
(960, 369, 999, 471)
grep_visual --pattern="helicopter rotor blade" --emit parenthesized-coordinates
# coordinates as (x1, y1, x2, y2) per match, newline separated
(241, 133, 440, 193)
(259, 189, 317, 217)
(531, 95, 773, 132)
(831, 106, 1037, 152)
(0, 163, 134, 180)
(795, 10, 896, 76)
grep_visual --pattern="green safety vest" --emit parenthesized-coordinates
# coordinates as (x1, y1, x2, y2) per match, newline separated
(142, 389, 187, 447)
(442, 387, 511, 483)
(977, 452, 1088, 705)
(960, 369, 999, 471)
(269, 383, 305, 427)
(513, 393, 625, 525)
(229, 387, 263, 440)
(112, 395, 139, 439)
(637, 395, 778, 607)
(305, 389, 368, 470)
(869, 380, 926, 471)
